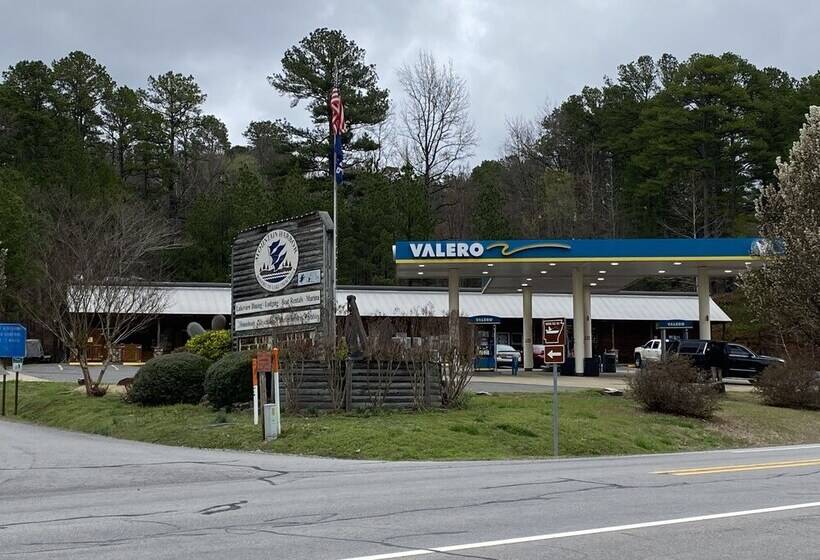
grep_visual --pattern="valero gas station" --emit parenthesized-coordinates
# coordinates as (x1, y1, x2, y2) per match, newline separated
(394, 237, 763, 374)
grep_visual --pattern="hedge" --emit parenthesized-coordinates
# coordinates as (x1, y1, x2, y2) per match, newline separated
(204, 351, 254, 409)
(130, 353, 213, 406)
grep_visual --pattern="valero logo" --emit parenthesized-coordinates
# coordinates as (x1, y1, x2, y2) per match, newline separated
(254, 230, 299, 292)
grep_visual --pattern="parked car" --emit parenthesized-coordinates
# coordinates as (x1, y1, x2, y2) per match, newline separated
(633, 339, 674, 367)
(24, 339, 51, 363)
(673, 339, 784, 378)
(496, 344, 522, 368)
(532, 344, 545, 367)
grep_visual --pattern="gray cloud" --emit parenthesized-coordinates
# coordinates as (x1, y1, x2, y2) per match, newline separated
(2, 0, 819, 163)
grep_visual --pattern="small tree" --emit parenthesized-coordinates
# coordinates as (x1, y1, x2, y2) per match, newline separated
(439, 321, 476, 408)
(741, 106, 820, 354)
(22, 197, 173, 396)
(362, 318, 404, 408)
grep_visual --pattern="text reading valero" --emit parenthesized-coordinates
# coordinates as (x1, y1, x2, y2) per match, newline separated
(409, 242, 485, 258)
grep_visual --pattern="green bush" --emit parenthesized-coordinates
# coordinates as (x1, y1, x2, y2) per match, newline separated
(204, 351, 254, 409)
(628, 356, 721, 419)
(185, 330, 232, 361)
(755, 355, 820, 410)
(131, 353, 213, 406)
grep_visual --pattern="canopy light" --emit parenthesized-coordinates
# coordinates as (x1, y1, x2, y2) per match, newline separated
(658, 270, 666, 274)
(589, 282, 598, 287)
(673, 262, 682, 266)
(610, 262, 619, 266)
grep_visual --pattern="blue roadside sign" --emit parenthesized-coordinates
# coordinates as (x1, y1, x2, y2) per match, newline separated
(0, 323, 27, 359)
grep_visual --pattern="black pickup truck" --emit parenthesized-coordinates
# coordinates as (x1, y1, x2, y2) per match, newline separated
(669, 339, 785, 378)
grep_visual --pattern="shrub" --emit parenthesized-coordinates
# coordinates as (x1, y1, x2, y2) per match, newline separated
(628, 356, 721, 419)
(755, 355, 820, 409)
(185, 330, 232, 361)
(204, 351, 254, 409)
(130, 353, 212, 406)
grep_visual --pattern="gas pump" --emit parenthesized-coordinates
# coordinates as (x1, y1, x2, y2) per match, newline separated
(469, 315, 501, 371)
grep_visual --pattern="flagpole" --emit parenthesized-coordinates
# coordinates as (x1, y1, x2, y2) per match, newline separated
(332, 133, 337, 346)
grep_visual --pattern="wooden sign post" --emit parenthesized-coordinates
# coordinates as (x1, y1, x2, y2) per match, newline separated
(252, 358, 259, 425)
(256, 350, 271, 440)
(272, 347, 281, 437)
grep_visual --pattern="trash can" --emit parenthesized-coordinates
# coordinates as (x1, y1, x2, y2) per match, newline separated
(561, 357, 601, 376)
(584, 356, 601, 377)
(603, 351, 618, 373)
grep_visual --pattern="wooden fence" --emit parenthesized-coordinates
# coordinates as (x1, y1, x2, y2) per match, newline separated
(273, 360, 442, 412)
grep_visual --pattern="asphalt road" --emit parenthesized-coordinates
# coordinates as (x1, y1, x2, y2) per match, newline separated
(3, 421, 820, 559)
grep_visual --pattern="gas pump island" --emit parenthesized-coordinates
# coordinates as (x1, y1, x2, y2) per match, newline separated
(470, 315, 501, 370)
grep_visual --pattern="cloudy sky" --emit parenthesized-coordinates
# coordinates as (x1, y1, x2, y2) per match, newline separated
(2, 0, 819, 163)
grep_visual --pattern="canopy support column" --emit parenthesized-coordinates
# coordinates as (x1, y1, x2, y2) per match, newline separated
(572, 268, 585, 374)
(448, 269, 460, 347)
(522, 286, 533, 370)
(583, 287, 592, 359)
(697, 268, 711, 340)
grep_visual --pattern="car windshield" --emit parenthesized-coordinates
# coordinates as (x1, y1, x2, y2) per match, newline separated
(678, 342, 706, 354)
(497, 345, 514, 352)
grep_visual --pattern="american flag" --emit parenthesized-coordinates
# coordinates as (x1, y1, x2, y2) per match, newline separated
(330, 87, 346, 135)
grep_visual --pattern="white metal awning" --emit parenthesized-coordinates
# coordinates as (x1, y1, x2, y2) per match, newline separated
(75, 284, 730, 322)
(337, 288, 731, 322)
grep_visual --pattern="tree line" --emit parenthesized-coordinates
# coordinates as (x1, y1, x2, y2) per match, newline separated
(2, 29, 820, 309)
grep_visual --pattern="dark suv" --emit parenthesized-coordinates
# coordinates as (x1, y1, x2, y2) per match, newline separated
(670, 339, 785, 378)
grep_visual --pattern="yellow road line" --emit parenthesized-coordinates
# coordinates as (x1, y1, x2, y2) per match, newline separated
(654, 458, 820, 476)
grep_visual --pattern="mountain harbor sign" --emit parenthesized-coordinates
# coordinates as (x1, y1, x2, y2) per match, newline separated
(231, 212, 335, 349)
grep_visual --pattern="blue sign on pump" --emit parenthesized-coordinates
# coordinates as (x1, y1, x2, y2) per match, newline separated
(655, 320, 694, 330)
(0, 323, 27, 358)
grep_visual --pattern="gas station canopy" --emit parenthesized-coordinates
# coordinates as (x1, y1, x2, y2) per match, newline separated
(394, 237, 764, 374)
(394, 238, 763, 292)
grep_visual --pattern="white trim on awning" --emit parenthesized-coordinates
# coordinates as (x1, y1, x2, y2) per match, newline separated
(124, 284, 729, 322)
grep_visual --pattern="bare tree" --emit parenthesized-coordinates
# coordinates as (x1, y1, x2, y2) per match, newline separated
(21, 197, 174, 395)
(397, 51, 477, 209)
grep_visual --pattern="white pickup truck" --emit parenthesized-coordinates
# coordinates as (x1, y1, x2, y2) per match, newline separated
(633, 339, 667, 367)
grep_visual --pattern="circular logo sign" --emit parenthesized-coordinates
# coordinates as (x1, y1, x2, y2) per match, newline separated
(254, 230, 299, 292)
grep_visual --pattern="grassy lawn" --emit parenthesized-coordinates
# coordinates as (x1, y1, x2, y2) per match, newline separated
(6, 382, 820, 460)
